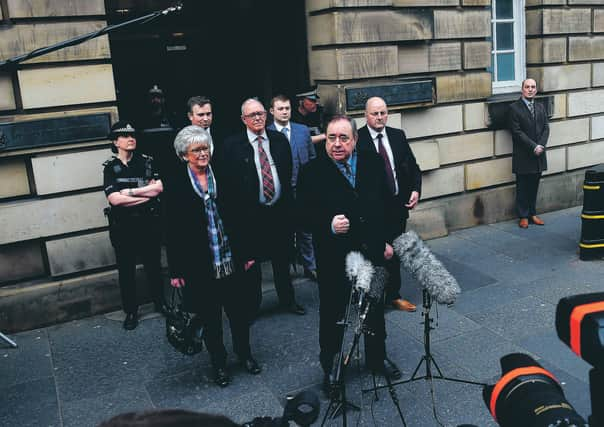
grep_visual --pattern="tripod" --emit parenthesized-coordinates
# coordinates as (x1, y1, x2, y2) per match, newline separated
(321, 290, 361, 427)
(364, 289, 486, 425)
(0, 331, 17, 348)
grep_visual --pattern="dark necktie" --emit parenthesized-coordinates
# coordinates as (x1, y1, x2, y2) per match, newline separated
(377, 133, 396, 195)
(528, 101, 535, 119)
(257, 136, 274, 202)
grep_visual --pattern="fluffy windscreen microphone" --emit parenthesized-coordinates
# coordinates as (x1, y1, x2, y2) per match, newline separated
(346, 251, 388, 301)
(392, 231, 461, 305)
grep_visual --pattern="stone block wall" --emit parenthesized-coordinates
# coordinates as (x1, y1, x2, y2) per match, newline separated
(306, 0, 604, 234)
(0, 0, 118, 291)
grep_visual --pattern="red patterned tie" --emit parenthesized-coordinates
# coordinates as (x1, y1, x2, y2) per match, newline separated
(377, 133, 396, 195)
(257, 136, 275, 202)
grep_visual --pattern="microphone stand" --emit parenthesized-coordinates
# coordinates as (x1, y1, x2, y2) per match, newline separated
(363, 289, 487, 425)
(0, 3, 183, 70)
(321, 289, 361, 427)
(0, 331, 17, 348)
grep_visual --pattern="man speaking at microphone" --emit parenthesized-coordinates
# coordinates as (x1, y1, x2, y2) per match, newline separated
(297, 115, 402, 393)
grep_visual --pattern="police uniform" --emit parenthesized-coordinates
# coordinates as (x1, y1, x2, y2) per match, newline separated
(103, 152, 163, 316)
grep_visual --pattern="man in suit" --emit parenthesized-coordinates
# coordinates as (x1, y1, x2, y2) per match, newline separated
(358, 97, 422, 312)
(268, 94, 317, 280)
(509, 79, 549, 228)
(187, 96, 219, 156)
(220, 98, 305, 316)
(298, 115, 402, 393)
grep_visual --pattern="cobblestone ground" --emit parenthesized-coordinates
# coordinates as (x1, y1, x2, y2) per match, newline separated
(1, 206, 597, 426)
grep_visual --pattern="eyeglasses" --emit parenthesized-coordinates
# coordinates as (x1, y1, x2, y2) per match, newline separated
(327, 134, 351, 143)
(189, 146, 210, 156)
(243, 111, 267, 119)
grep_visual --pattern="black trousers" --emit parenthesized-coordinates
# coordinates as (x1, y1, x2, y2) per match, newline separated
(112, 218, 163, 315)
(183, 273, 252, 369)
(516, 173, 542, 218)
(248, 205, 296, 313)
(317, 265, 386, 374)
(385, 218, 407, 302)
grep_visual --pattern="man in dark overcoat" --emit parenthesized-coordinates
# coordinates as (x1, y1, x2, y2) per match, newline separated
(509, 78, 549, 228)
(297, 115, 400, 392)
(219, 98, 305, 316)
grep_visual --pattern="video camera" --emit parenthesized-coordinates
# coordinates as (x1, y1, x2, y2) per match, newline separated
(482, 292, 603, 427)
(241, 390, 320, 427)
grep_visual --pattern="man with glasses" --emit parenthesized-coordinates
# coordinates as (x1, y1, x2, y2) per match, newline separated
(220, 98, 305, 317)
(298, 115, 401, 394)
(358, 97, 422, 313)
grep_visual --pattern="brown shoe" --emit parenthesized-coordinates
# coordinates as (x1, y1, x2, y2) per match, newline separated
(519, 218, 529, 229)
(392, 298, 416, 312)
(530, 215, 544, 225)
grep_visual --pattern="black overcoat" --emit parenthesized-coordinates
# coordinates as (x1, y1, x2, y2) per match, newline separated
(509, 98, 549, 174)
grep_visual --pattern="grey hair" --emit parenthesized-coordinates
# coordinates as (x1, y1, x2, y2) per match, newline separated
(241, 97, 263, 115)
(173, 125, 213, 161)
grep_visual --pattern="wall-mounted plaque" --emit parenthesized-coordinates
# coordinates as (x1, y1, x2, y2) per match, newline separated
(345, 80, 434, 111)
(0, 113, 111, 151)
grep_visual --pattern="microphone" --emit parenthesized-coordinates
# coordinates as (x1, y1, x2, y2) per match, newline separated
(392, 231, 460, 305)
(346, 252, 388, 331)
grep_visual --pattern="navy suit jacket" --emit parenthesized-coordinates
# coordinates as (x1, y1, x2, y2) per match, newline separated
(267, 121, 315, 188)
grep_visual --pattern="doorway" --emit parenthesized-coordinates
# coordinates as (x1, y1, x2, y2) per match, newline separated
(105, 0, 310, 136)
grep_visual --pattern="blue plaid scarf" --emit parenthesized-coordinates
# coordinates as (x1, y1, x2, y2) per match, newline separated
(187, 166, 234, 279)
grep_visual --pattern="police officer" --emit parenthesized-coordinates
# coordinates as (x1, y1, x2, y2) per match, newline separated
(103, 121, 165, 330)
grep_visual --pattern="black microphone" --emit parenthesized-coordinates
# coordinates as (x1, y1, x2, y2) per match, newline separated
(392, 231, 461, 305)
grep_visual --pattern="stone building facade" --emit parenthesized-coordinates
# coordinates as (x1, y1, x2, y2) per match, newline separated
(0, 0, 603, 331)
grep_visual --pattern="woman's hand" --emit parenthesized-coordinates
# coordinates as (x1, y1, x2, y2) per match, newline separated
(170, 278, 185, 288)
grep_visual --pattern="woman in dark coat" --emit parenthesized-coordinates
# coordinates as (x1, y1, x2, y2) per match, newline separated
(164, 126, 260, 387)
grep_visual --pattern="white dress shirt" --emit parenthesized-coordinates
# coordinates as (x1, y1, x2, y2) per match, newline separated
(247, 129, 281, 205)
(367, 127, 399, 195)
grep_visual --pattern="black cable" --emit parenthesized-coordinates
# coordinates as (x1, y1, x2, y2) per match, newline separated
(0, 3, 182, 70)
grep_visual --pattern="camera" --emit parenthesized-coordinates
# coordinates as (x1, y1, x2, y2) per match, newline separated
(241, 390, 320, 427)
(482, 292, 603, 427)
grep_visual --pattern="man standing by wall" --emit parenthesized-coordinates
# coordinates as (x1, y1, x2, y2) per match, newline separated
(358, 97, 421, 312)
(268, 94, 317, 280)
(509, 79, 549, 229)
(220, 98, 305, 316)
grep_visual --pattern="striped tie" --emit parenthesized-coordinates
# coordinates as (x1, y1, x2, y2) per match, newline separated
(257, 136, 274, 202)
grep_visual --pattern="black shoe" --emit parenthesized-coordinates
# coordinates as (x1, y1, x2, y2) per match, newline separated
(123, 312, 138, 330)
(283, 302, 306, 315)
(304, 269, 318, 281)
(322, 372, 340, 399)
(213, 367, 230, 387)
(240, 356, 262, 375)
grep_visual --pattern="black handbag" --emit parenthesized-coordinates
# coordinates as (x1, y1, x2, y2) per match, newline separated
(165, 287, 204, 356)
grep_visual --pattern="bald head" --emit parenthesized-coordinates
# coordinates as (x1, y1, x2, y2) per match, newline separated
(521, 79, 537, 100)
(365, 97, 388, 132)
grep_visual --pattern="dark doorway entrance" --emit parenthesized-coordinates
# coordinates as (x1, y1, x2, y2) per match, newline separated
(105, 0, 310, 136)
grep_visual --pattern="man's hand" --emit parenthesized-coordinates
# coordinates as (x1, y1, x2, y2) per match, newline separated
(170, 278, 185, 288)
(534, 145, 544, 155)
(384, 243, 394, 260)
(244, 259, 256, 271)
(405, 191, 420, 209)
(331, 214, 350, 234)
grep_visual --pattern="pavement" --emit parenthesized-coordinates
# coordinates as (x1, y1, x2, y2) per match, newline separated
(1, 206, 599, 427)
